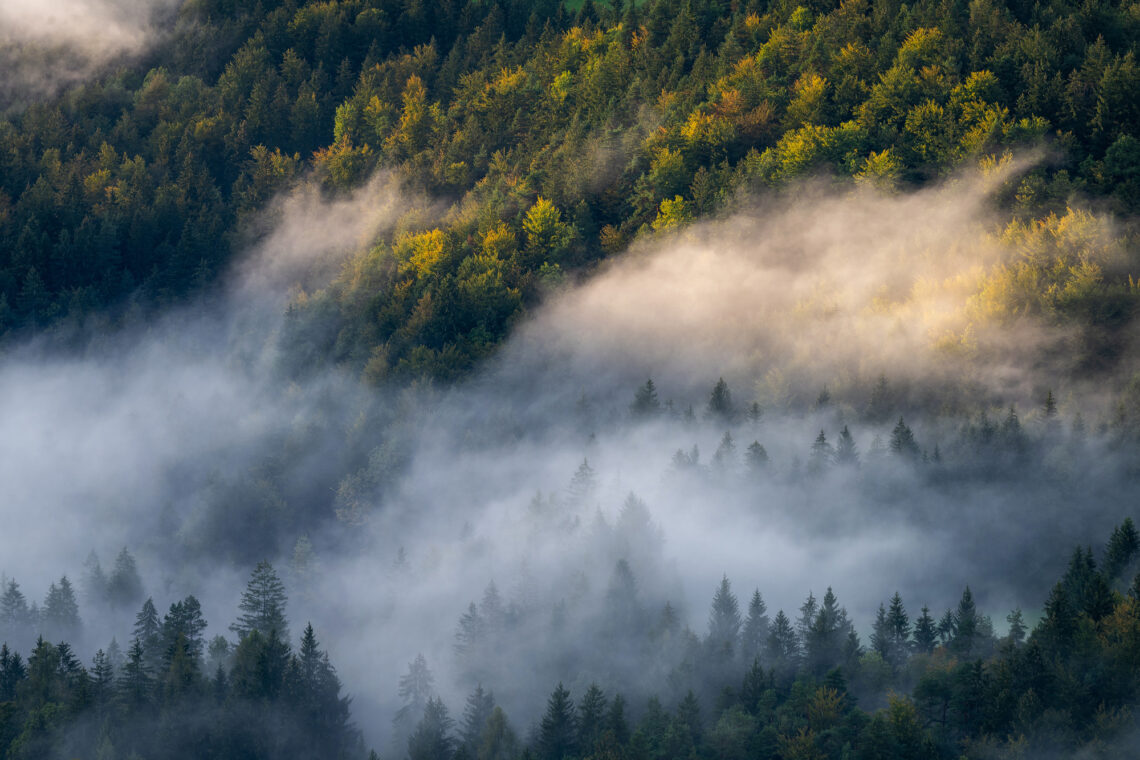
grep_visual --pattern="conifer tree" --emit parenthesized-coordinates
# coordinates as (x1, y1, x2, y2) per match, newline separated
(107, 548, 144, 610)
(890, 418, 920, 459)
(712, 431, 737, 472)
(809, 430, 833, 472)
(42, 576, 81, 642)
(538, 683, 577, 760)
(745, 441, 769, 470)
(740, 589, 769, 665)
(134, 598, 163, 671)
(1006, 609, 1027, 646)
(706, 575, 741, 658)
(230, 560, 288, 640)
(461, 684, 496, 752)
(408, 696, 455, 760)
(834, 425, 859, 465)
(630, 379, 662, 419)
(706, 377, 735, 423)
(913, 606, 937, 654)
(1104, 518, 1140, 580)
(477, 706, 518, 760)
(577, 683, 608, 754)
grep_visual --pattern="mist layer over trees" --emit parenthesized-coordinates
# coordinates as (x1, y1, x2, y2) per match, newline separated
(0, 0, 1139, 758)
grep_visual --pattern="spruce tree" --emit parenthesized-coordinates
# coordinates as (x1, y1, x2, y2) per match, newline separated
(1104, 518, 1140, 581)
(230, 560, 288, 640)
(133, 598, 163, 671)
(740, 589, 769, 665)
(890, 418, 920, 459)
(538, 683, 577, 760)
(913, 606, 937, 654)
(577, 683, 607, 754)
(834, 425, 859, 465)
(706, 377, 735, 423)
(107, 548, 144, 610)
(745, 441, 769, 470)
(630, 379, 662, 419)
(706, 575, 741, 658)
(461, 684, 495, 752)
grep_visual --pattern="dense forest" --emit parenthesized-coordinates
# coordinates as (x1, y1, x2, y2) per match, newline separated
(1, 0, 1140, 758)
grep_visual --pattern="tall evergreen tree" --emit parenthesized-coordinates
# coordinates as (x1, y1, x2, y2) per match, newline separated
(577, 683, 608, 754)
(834, 425, 859, 465)
(890, 418, 920, 459)
(630, 378, 662, 419)
(706, 377, 735, 423)
(461, 684, 496, 752)
(706, 575, 741, 659)
(1104, 518, 1140, 581)
(538, 682, 577, 760)
(133, 597, 163, 671)
(107, 548, 144, 610)
(230, 560, 288, 640)
(41, 576, 81, 642)
(408, 696, 455, 760)
(740, 589, 769, 665)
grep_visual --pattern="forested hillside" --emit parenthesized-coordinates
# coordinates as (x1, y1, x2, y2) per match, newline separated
(2, 0, 1140, 759)
(1, 0, 1137, 377)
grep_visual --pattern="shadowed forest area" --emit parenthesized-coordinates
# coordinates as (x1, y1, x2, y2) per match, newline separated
(1, 0, 1139, 758)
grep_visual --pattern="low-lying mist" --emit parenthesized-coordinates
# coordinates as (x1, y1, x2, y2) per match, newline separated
(0, 160, 1137, 749)
(0, 0, 181, 106)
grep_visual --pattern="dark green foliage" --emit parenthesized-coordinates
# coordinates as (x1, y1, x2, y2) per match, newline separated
(889, 418, 920, 460)
(230, 560, 288, 640)
(408, 696, 454, 760)
(1104, 517, 1140, 581)
(706, 378, 736, 424)
(538, 683, 576, 760)
(631, 379, 662, 419)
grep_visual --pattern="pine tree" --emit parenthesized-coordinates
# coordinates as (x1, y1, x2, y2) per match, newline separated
(706, 575, 741, 658)
(950, 588, 978, 656)
(538, 683, 577, 760)
(566, 459, 597, 505)
(605, 694, 630, 745)
(834, 425, 859, 465)
(397, 653, 436, 725)
(163, 596, 208, 664)
(408, 696, 455, 760)
(1006, 609, 1026, 646)
(82, 551, 109, 608)
(870, 604, 890, 660)
(107, 548, 144, 610)
(134, 598, 163, 671)
(0, 644, 27, 702)
(886, 591, 911, 667)
(42, 576, 81, 642)
(745, 441, 769, 470)
(230, 560, 288, 640)
(706, 377, 735, 423)
(117, 637, 153, 710)
(1104, 518, 1140, 581)
(740, 589, 769, 665)
(712, 431, 737, 472)
(764, 610, 799, 672)
(477, 706, 518, 760)
(913, 606, 937, 654)
(809, 430, 833, 472)
(461, 684, 496, 751)
(0, 580, 29, 638)
(889, 418, 920, 459)
(630, 379, 662, 419)
(1043, 389, 1058, 418)
(90, 649, 115, 711)
(577, 683, 608, 754)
